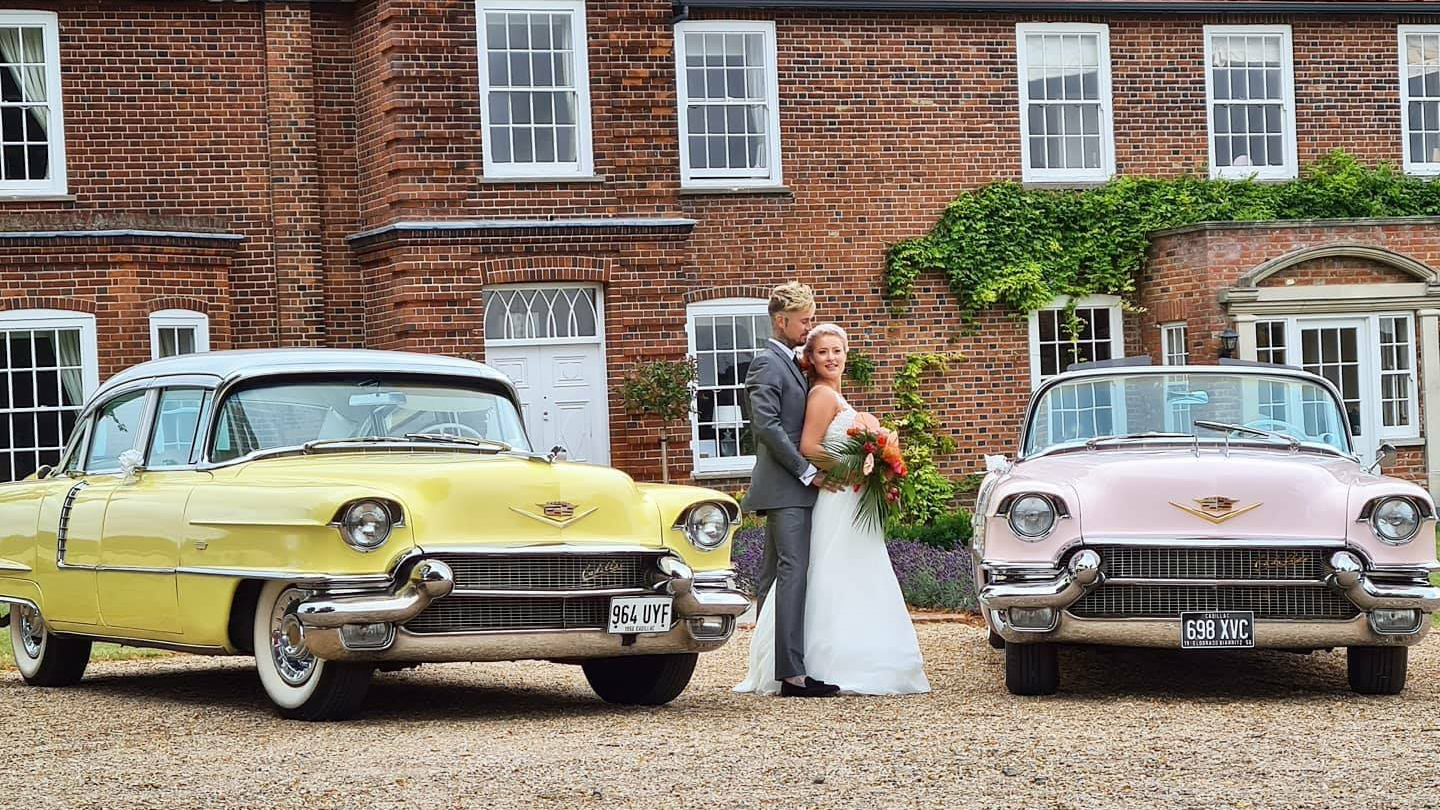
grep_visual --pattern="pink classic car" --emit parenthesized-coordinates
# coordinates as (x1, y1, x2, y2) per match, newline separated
(974, 361, 1440, 695)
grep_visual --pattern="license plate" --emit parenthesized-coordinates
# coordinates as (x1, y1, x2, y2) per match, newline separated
(607, 596, 673, 634)
(1180, 611, 1255, 649)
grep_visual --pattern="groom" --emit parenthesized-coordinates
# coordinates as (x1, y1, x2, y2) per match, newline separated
(742, 282, 840, 698)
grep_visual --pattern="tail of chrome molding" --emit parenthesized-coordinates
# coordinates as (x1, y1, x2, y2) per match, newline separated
(1325, 551, 1440, 612)
(296, 560, 455, 629)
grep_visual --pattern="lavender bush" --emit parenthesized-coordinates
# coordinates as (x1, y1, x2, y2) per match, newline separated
(730, 527, 978, 612)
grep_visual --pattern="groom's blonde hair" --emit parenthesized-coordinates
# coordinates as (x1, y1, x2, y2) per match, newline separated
(768, 281, 815, 316)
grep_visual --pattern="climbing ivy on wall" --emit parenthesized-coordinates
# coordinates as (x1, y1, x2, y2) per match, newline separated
(885, 151, 1440, 322)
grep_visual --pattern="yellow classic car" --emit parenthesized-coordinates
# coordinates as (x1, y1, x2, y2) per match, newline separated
(0, 349, 749, 720)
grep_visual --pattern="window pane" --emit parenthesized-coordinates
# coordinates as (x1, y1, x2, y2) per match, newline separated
(85, 391, 146, 471)
(147, 388, 205, 467)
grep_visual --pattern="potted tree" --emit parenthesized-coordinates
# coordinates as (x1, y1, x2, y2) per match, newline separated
(619, 357, 698, 484)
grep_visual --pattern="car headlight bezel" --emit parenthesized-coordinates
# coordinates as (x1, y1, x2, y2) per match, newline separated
(1369, 496, 1422, 545)
(680, 501, 732, 550)
(335, 499, 397, 552)
(1005, 493, 1060, 541)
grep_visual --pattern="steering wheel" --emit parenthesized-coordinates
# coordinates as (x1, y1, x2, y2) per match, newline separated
(1243, 418, 1308, 439)
(418, 422, 485, 439)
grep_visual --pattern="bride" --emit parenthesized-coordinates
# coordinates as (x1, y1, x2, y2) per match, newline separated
(735, 323, 930, 696)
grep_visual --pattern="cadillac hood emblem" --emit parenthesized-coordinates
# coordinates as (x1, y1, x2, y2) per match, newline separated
(510, 501, 598, 528)
(1170, 495, 1262, 524)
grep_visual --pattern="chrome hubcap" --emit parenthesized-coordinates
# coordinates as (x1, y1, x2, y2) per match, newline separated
(17, 605, 44, 658)
(269, 590, 317, 687)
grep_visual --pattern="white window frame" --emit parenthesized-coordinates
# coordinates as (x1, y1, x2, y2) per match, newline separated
(686, 297, 769, 475)
(148, 309, 210, 359)
(0, 10, 67, 197)
(0, 308, 97, 481)
(1398, 25, 1440, 176)
(1252, 313, 1420, 444)
(1203, 24, 1297, 181)
(1162, 322, 1188, 366)
(674, 20, 783, 189)
(1014, 22, 1115, 184)
(475, 0, 594, 179)
(1027, 294, 1125, 388)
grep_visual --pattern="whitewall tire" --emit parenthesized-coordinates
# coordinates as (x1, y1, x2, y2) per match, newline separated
(9, 603, 91, 686)
(252, 581, 373, 721)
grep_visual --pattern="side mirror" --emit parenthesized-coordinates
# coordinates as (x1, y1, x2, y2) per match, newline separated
(1368, 443, 1398, 474)
(34, 465, 52, 480)
(547, 444, 569, 463)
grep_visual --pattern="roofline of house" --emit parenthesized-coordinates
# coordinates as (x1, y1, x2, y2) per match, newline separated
(678, 1, 1440, 14)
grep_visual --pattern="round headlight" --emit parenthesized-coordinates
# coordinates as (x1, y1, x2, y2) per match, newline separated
(340, 500, 393, 551)
(1008, 494, 1057, 540)
(1370, 497, 1421, 545)
(683, 503, 731, 550)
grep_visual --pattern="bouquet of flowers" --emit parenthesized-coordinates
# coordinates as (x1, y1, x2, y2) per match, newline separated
(819, 424, 909, 532)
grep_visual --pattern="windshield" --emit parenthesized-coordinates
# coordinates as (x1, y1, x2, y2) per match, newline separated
(210, 375, 530, 461)
(1022, 372, 1351, 456)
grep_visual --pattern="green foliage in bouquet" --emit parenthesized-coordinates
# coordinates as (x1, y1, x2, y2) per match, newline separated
(818, 424, 906, 534)
(885, 151, 1440, 329)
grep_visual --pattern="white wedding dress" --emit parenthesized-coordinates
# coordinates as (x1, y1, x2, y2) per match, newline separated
(734, 399, 931, 696)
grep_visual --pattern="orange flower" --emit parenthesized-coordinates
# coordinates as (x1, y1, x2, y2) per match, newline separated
(876, 434, 888, 447)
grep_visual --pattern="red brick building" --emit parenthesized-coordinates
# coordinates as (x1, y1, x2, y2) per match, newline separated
(3, 0, 1440, 495)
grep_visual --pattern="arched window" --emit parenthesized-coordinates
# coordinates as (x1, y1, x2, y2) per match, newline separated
(149, 309, 210, 359)
(0, 309, 97, 481)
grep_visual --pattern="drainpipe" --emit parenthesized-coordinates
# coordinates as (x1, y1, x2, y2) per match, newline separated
(671, 1, 691, 25)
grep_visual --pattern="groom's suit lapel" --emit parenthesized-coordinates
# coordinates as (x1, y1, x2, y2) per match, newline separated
(769, 341, 806, 390)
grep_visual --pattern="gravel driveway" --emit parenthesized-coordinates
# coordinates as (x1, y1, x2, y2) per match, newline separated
(3, 624, 1437, 810)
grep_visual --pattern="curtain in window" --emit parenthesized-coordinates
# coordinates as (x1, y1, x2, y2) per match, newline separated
(55, 328, 83, 407)
(0, 27, 48, 132)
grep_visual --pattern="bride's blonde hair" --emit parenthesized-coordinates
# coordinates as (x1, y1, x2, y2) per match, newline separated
(799, 323, 849, 378)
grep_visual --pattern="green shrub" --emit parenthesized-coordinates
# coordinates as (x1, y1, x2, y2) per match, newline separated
(888, 508, 973, 551)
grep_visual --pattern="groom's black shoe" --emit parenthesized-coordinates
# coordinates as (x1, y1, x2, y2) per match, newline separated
(780, 677, 841, 697)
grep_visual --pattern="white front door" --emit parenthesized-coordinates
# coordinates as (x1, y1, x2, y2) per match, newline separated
(1296, 318, 1376, 463)
(482, 285, 610, 465)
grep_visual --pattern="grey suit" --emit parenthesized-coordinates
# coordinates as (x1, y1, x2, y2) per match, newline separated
(741, 341, 817, 680)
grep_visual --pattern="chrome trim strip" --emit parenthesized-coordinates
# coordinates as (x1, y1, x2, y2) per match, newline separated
(175, 566, 393, 587)
(0, 559, 31, 572)
(450, 587, 652, 598)
(1079, 537, 1347, 548)
(46, 631, 230, 655)
(995, 612, 1430, 648)
(1103, 578, 1331, 588)
(417, 544, 665, 556)
(0, 595, 39, 611)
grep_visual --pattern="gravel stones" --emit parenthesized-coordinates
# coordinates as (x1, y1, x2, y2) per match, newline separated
(2, 625, 1438, 809)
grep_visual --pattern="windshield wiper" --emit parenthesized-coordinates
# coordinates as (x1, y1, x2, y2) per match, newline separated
(302, 436, 413, 453)
(1193, 419, 1299, 452)
(404, 432, 512, 452)
(1085, 432, 1192, 450)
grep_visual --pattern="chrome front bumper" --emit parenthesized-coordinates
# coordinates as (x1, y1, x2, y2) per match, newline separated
(294, 556, 750, 662)
(980, 548, 1439, 648)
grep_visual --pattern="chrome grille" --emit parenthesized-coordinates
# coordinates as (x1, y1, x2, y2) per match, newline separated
(405, 596, 613, 634)
(1100, 547, 1329, 582)
(427, 553, 657, 592)
(1070, 585, 1359, 620)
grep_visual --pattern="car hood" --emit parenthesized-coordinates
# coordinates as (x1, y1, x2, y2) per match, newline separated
(1009, 448, 1370, 539)
(225, 452, 666, 547)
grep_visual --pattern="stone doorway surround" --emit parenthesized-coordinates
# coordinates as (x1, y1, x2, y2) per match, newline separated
(1138, 216, 1440, 496)
(1220, 240, 1440, 496)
